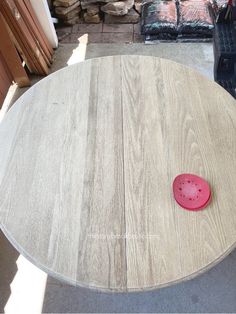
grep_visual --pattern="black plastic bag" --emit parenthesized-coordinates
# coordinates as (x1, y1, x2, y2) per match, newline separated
(178, 0, 214, 35)
(214, 0, 228, 12)
(141, 0, 178, 35)
(208, 0, 227, 17)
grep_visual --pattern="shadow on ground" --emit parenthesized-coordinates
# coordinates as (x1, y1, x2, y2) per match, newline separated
(41, 249, 236, 313)
(1, 230, 236, 313)
(0, 231, 19, 313)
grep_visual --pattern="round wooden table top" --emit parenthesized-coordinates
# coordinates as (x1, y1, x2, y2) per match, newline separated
(1, 55, 236, 292)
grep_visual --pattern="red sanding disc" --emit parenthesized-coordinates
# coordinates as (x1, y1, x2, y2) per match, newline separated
(173, 174, 211, 211)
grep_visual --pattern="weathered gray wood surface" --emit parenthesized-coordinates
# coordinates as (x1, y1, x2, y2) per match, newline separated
(0, 56, 236, 291)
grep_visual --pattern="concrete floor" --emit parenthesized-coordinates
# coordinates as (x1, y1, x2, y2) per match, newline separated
(1, 42, 236, 313)
(4, 42, 214, 111)
(52, 42, 214, 79)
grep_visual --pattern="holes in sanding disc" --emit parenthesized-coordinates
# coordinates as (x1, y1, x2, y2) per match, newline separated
(173, 174, 211, 211)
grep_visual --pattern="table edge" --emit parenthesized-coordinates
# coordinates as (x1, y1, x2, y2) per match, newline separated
(1, 222, 236, 292)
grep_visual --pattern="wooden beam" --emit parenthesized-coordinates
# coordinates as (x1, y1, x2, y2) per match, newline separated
(0, 52, 12, 108)
(23, 0, 53, 57)
(0, 0, 49, 75)
(15, 0, 52, 66)
(0, 13, 30, 87)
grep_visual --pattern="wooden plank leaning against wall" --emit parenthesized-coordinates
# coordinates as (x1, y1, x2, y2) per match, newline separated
(0, 0, 54, 108)
(0, 53, 12, 107)
(0, 12, 30, 109)
(0, 0, 54, 75)
(0, 13, 30, 87)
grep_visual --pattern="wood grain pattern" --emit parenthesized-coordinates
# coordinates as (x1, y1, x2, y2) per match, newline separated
(0, 56, 236, 291)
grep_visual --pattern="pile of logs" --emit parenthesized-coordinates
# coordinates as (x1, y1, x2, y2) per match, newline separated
(52, 0, 141, 24)
(53, 0, 81, 25)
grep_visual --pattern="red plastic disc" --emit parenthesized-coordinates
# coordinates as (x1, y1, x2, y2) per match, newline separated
(173, 174, 211, 211)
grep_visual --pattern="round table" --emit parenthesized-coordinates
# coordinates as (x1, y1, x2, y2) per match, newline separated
(0, 55, 236, 292)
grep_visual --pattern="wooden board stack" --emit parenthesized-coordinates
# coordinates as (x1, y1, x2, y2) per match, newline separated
(0, 12, 30, 89)
(53, 0, 81, 25)
(0, 0, 53, 76)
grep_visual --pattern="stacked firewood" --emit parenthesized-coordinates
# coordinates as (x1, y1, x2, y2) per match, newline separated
(53, 0, 81, 25)
(53, 0, 140, 24)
